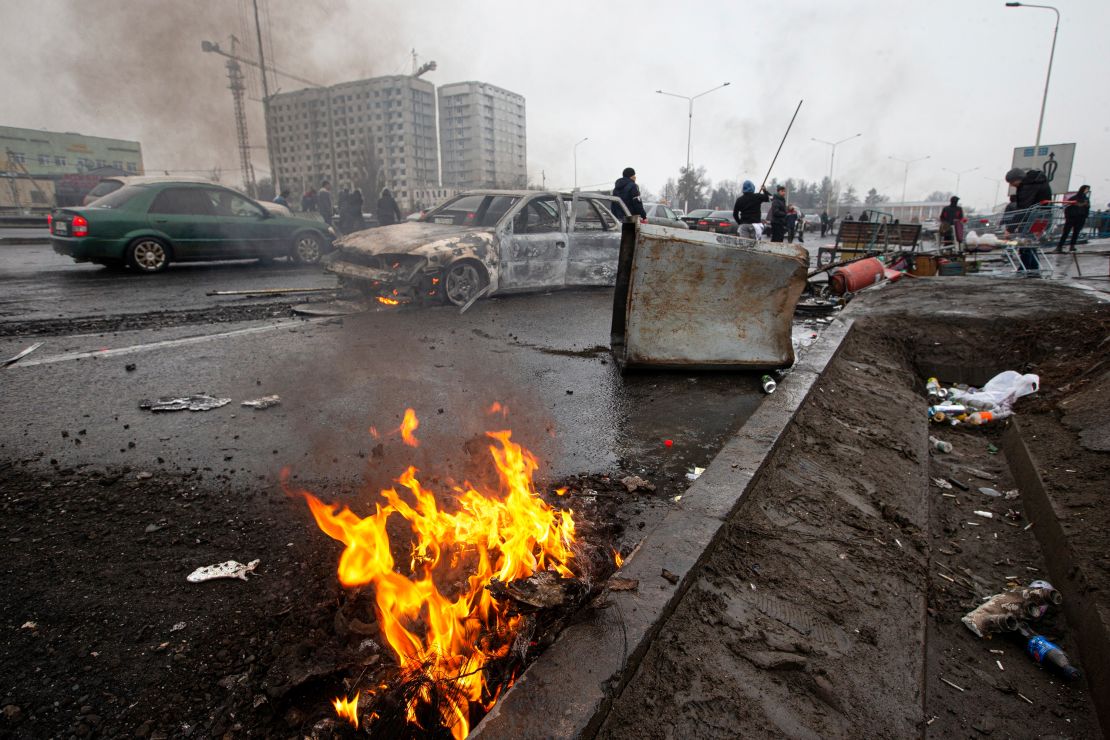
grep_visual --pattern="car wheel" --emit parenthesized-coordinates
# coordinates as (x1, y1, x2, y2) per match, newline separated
(443, 260, 489, 307)
(126, 238, 170, 274)
(291, 233, 323, 264)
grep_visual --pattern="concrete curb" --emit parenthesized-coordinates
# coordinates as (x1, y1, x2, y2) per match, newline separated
(473, 311, 856, 739)
(0, 238, 49, 246)
(1003, 421, 1110, 735)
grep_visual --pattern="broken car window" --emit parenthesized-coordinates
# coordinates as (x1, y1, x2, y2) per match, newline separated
(480, 195, 520, 227)
(426, 194, 487, 226)
(571, 199, 606, 231)
(516, 195, 562, 234)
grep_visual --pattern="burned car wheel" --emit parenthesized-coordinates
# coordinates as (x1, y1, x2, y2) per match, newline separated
(291, 233, 324, 264)
(443, 260, 488, 307)
(126, 237, 170, 274)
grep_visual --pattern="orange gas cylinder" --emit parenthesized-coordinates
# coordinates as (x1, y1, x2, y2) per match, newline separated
(830, 258, 886, 295)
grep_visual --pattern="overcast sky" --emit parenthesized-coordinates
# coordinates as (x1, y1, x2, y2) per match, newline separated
(3, 0, 1107, 208)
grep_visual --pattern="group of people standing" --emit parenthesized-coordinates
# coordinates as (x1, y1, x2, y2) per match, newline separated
(731, 181, 807, 243)
(277, 181, 403, 234)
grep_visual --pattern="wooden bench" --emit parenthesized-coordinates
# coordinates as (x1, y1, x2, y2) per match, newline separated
(817, 221, 922, 267)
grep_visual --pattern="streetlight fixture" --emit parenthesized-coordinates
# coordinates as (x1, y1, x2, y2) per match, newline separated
(942, 165, 980, 195)
(573, 137, 588, 189)
(656, 82, 731, 212)
(889, 155, 931, 205)
(811, 133, 862, 218)
(1004, 2, 1059, 147)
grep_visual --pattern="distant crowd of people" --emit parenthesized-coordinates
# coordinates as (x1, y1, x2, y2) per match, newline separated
(270, 180, 404, 234)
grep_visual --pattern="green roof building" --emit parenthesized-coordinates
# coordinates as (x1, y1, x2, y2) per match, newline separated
(0, 125, 143, 177)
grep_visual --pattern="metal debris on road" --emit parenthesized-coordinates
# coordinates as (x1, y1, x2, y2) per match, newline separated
(140, 395, 232, 412)
(187, 559, 260, 583)
(3, 341, 43, 368)
(205, 287, 338, 296)
(241, 395, 281, 409)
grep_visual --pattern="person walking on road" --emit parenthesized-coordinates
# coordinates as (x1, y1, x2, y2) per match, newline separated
(1057, 184, 1091, 253)
(785, 206, 799, 243)
(301, 188, 316, 214)
(611, 167, 648, 221)
(316, 181, 333, 227)
(732, 180, 770, 240)
(377, 188, 402, 226)
(350, 188, 365, 231)
(769, 185, 788, 242)
(273, 189, 290, 209)
(820, 210, 829, 237)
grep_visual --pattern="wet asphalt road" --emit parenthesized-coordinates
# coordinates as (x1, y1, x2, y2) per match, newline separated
(0, 238, 335, 324)
(0, 237, 764, 499)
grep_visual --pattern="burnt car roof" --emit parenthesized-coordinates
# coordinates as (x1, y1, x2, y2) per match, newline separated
(451, 189, 623, 202)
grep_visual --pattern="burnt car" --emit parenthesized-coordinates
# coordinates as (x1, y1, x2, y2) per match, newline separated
(326, 190, 631, 307)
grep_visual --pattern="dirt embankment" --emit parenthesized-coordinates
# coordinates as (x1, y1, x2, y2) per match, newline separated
(601, 278, 1107, 739)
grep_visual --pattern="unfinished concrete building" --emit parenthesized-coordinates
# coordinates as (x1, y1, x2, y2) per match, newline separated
(438, 81, 526, 190)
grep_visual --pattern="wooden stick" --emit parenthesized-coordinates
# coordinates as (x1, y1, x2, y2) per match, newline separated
(759, 100, 804, 191)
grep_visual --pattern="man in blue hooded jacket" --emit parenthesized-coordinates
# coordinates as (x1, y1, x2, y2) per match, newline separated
(611, 167, 648, 220)
(732, 180, 770, 240)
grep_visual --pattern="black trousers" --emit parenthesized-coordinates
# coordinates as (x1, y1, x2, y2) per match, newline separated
(1058, 220, 1085, 250)
(771, 223, 786, 242)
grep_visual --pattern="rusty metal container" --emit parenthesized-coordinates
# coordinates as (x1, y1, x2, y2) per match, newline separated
(610, 223, 809, 370)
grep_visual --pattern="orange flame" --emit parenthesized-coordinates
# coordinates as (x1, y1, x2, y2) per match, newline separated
(378, 296, 400, 306)
(400, 408, 419, 447)
(333, 693, 359, 728)
(295, 410, 575, 739)
(613, 549, 624, 568)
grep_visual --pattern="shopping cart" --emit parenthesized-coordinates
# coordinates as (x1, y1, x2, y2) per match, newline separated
(966, 201, 1064, 245)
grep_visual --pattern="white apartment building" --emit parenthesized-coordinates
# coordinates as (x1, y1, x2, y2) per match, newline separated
(438, 82, 526, 190)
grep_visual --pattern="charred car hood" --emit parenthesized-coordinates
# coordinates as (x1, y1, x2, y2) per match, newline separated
(335, 222, 495, 258)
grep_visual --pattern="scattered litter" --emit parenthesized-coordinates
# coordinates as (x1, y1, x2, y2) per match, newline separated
(1017, 692, 1034, 705)
(929, 436, 953, 453)
(672, 495, 682, 503)
(144, 523, 164, 533)
(140, 395, 231, 412)
(685, 466, 706, 481)
(979, 487, 1002, 497)
(620, 475, 655, 493)
(663, 439, 673, 448)
(1004, 489, 1020, 500)
(3, 341, 43, 368)
(973, 510, 994, 519)
(940, 677, 965, 692)
(136, 471, 153, 480)
(996, 660, 1004, 671)
(987, 443, 999, 455)
(962, 581, 1061, 637)
(660, 568, 679, 585)
(932, 477, 953, 490)
(760, 374, 777, 394)
(20, 621, 36, 630)
(964, 467, 996, 481)
(187, 559, 260, 583)
(1023, 522, 1035, 531)
(947, 370, 1039, 413)
(171, 622, 186, 632)
(241, 395, 281, 409)
(125, 363, 137, 372)
(947, 477, 969, 491)
(607, 577, 639, 592)
(989, 649, 1005, 655)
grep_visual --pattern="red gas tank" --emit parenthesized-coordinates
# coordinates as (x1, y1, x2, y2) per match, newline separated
(829, 257, 886, 295)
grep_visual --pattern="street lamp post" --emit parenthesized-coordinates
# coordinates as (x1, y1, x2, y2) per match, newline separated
(889, 155, 931, 206)
(1005, 2, 1060, 147)
(573, 137, 588, 189)
(656, 82, 731, 212)
(942, 165, 980, 195)
(811, 133, 862, 219)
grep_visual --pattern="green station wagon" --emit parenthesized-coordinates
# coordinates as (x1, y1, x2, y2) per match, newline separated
(51, 181, 335, 273)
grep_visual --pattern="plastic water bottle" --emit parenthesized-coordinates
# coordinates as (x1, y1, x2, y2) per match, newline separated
(929, 436, 953, 453)
(967, 409, 1012, 425)
(928, 404, 967, 418)
(1018, 624, 1082, 681)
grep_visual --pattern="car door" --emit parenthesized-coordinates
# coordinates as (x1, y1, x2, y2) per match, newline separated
(566, 196, 622, 285)
(146, 187, 222, 258)
(205, 188, 275, 258)
(499, 194, 568, 290)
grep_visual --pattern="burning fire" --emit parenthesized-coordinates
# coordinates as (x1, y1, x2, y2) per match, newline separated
(378, 296, 400, 306)
(400, 408, 419, 447)
(292, 409, 576, 738)
(332, 694, 360, 728)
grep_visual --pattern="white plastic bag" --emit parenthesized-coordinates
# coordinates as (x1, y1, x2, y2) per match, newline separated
(947, 371, 1039, 412)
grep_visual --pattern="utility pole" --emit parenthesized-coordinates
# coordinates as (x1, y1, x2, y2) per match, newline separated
(889, 154, 930, 205)
(655, 82, 730, 212)
(252, 0, 277, 195)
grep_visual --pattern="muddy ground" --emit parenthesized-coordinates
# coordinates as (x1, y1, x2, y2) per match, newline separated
(601, 278, 1109, 739)
(1, 277, 1107, 739)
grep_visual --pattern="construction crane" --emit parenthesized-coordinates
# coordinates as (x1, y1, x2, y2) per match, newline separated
(201, 39, 322, 89)
(411, 49, 437, 78)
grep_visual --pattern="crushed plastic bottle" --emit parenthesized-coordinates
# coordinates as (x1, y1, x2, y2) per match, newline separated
(929, 436, 953, 453)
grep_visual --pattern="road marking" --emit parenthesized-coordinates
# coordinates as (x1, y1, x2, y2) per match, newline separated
(12, 319, 329, 368)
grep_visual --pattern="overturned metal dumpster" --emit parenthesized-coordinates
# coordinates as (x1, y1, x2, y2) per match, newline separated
(610, 223, 808, 370)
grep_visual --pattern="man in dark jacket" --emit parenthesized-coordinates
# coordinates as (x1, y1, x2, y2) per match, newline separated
(377, 188, 402, 226)
(939, 196, 964, 246)
(820, 210, 829, 237)
(611, 167, 647, 220)
(1056, 184, 1090, 253)
(316, 181, 333, 226)
(769, 185, 788, 242)
(1005, 167, 1053, 270)
(732, 180, 770, 240)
